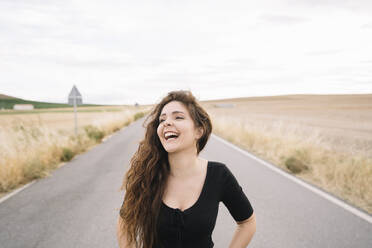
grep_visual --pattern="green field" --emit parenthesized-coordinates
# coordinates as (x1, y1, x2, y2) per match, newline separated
(0, 93, 104, 110)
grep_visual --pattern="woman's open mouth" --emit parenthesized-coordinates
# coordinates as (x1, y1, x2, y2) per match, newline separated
(164, 132, 179, 141)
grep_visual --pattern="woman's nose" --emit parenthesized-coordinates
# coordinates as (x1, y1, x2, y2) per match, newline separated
(163, 118, 172, 126)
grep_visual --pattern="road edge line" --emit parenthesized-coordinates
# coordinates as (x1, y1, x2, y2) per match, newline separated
(0, 181, 36, 205)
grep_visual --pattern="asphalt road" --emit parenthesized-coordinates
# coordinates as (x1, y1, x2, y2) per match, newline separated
(0, 117, 371, 248)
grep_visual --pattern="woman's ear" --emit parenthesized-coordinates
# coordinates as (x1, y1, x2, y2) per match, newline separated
(196, 126, 203, 139)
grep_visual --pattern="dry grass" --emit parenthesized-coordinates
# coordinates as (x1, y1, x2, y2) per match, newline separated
(0, 106, 150, 195)
(200, 94, 372, 214)
(2, 94, 372, 215)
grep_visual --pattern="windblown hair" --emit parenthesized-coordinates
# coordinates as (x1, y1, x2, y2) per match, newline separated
(118, 90, 212, 248)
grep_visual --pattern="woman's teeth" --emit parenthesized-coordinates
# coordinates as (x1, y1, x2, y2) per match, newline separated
(166, 136, 178, 141)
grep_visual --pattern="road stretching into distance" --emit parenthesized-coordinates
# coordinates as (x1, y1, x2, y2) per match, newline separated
(0, 117, 371, 247)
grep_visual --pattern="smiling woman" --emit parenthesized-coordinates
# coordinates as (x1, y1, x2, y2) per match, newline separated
(117, 90, 256, 248)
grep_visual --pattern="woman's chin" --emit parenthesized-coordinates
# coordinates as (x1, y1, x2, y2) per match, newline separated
(163, 142, 183, 153)
(164, 147, 179, 153)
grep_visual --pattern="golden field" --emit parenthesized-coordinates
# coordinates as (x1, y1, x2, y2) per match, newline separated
(1, 94, 371, 215)
(200, 94, 372, 214)
(0, 105, 150, 198)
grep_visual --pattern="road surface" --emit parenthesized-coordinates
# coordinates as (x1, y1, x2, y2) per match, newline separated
(0, 117, 371, 247)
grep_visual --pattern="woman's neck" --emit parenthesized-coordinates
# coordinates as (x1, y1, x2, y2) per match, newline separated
(168, 152, 203, 178)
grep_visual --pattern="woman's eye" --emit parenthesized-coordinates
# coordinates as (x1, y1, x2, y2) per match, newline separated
(159, 117, 183, 123)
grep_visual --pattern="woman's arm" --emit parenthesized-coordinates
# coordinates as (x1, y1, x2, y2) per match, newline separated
(228, 212, 256, 248)
(116, 216, 135, 248)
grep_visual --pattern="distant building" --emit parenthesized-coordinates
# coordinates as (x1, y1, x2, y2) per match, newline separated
(13, 104, 34, 110)
(213, 103, 235, 108)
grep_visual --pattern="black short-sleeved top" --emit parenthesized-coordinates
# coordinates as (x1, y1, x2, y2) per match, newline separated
(155, 160, 254, 248)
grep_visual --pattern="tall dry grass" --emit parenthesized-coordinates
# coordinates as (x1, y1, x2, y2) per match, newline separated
(209, 114, 372, 214)
(0, 108, 149, 195)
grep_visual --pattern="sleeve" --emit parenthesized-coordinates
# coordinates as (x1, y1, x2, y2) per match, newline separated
(220, 164, 254, 222)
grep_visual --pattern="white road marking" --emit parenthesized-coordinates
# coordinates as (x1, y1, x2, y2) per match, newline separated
(211, 133, 372, 224)
(0, 181, 36, 204)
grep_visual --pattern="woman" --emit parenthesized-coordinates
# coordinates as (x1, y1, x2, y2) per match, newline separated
(117, 90, 256, 248)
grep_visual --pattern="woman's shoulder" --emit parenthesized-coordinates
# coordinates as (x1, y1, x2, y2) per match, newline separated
(208, 160, 230, 177)
(208, 160, 226, 168)
(208, 160, 238, 182)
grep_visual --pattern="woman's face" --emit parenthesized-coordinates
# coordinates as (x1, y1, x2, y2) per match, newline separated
(157, 100, 203, 154)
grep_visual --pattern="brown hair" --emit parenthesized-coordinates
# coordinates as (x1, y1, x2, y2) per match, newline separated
(118, 90, 212, 248)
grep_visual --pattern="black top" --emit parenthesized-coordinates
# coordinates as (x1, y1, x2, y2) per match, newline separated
(155, 160, 254, 248)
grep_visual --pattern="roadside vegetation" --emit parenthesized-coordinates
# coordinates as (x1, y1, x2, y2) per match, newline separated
(203, 94, 372, 215)
(0, 107, 150, 197)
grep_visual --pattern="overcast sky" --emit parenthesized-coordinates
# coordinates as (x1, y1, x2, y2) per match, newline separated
(1, 0, 372, 105)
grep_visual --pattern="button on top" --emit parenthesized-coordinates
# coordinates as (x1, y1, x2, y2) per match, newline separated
(173, 208, 185, 228)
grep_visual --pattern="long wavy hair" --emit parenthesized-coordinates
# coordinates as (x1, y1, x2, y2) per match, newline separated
(118, 90, 213, 248)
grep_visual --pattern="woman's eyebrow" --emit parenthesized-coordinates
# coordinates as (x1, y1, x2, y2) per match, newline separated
(160, 111, 184, 117)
